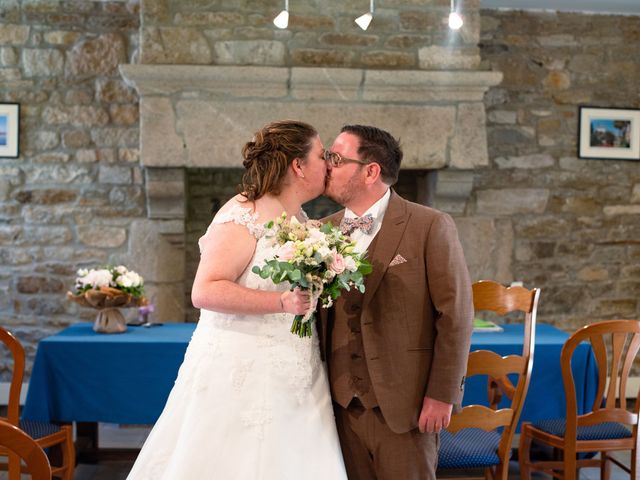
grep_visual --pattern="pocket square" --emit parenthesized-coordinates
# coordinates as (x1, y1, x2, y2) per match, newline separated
(389, 254, 407, 267)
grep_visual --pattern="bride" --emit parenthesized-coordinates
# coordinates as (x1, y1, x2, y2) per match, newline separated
(127, 120, 347, 479)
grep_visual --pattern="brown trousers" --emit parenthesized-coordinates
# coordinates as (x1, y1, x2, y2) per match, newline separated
(334, 400, 439, 480)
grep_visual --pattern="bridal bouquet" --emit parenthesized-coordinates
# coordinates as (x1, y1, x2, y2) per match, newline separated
(253, 214, 372, 338)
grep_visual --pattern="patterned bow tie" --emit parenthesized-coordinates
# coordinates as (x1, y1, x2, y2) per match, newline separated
(340, 214, 374, 236)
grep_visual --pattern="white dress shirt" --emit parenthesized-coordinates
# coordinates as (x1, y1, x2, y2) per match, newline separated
(343, 189, 391, 254)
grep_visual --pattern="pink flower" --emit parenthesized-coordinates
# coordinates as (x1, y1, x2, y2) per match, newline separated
(277, 242, 296, 261)
(330, 253, 346, 274)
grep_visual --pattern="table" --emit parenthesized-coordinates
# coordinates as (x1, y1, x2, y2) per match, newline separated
(23, 322, 194, 425)
(23, 322, 597, 428)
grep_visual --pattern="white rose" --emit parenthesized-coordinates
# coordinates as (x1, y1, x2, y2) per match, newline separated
(316, 246, 332, 260)
(129, 272, 143, 287)
(344, 256, 358, 272)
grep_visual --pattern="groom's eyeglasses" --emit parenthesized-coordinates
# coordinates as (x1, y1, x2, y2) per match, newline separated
(323, 150, 369, 168)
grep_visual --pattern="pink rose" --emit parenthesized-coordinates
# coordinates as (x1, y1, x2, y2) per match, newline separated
(330, 253, 346, 274)
(277, 242, 296, 261)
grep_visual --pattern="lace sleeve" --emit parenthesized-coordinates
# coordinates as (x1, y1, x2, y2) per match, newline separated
(198, 204, 265, 253)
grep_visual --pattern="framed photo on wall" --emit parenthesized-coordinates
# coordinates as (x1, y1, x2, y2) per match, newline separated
(0, 103, 20, 158)
(578, 106, 640, 161)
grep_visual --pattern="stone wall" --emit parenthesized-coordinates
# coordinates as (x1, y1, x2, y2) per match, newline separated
(475, 10, 640, 332)
(0, 1, 143, 376)
(140, 0, 481, 69)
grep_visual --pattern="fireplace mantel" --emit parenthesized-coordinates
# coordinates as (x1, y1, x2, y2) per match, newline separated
(119, 65, 502, 171)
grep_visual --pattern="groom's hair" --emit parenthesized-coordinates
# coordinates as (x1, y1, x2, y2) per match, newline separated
(340, 124, 402, 186)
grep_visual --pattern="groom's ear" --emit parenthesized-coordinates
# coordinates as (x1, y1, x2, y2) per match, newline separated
(364, 162, 381, 185)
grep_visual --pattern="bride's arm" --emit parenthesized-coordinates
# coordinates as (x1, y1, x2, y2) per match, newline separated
(191, 222, 309, 315)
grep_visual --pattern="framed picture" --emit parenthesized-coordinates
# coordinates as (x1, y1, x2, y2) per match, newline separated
(0, 103, 20, 158)
(578, 106, 640, 161)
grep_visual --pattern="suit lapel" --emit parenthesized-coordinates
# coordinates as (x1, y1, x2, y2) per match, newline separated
(361, 191, 410, 312)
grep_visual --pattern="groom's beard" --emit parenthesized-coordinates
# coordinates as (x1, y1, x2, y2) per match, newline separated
(324, 171, 364, 207)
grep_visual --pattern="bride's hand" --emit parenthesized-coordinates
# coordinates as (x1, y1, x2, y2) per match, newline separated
(280, 288, 311, 315)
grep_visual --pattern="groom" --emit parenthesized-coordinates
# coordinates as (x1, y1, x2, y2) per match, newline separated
(320, 124, 474, 480)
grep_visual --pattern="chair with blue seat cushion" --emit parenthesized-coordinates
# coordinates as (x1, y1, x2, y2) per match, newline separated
(437, 280, 540, 480)
(0, 419, 51, 480)
(0, 326, 75, 480)
(439, 428, 504, 469)
(519, 319, 640, 480)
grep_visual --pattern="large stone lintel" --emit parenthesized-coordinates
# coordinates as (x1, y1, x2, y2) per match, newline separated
(119, 64, 502, 171)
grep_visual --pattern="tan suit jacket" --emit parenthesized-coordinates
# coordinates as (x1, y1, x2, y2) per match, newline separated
(320, 190, 474, 434)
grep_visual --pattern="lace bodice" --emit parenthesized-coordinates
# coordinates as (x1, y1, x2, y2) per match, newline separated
(197, 203, 309, 293)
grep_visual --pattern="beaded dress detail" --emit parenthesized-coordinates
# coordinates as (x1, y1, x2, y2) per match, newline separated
(127, 205, 347, 480)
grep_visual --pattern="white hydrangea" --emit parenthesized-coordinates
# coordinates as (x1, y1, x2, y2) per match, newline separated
(116, 271, 143, 288)
(77, 268, 112, 289)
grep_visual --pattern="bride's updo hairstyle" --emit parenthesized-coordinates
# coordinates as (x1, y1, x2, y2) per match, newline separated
(240, 120, 317, 201)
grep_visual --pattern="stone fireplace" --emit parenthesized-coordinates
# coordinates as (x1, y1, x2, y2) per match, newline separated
(119, 64, 502, 323)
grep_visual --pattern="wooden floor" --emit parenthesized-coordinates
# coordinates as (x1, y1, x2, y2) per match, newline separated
(73, 424, 631, 480)
(0, 423, 633, 479)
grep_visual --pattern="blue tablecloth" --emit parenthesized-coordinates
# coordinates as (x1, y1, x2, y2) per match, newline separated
(23, 322, 597, 426)
(23, 323, 194, 424)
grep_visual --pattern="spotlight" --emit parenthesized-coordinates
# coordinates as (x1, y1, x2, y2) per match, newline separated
(448, 0, 463, 30)
(448, 11, 463, 30)
(273, 0, 289, 29)
(355, 0, 374, 31)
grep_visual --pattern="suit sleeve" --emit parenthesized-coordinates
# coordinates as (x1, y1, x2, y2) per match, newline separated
(424, 213, 474, 406)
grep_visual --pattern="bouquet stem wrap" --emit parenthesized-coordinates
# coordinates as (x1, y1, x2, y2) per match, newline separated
(94, 307, 127, 334)
(291, 280, 324, 338)
(67, 286, 147, 334)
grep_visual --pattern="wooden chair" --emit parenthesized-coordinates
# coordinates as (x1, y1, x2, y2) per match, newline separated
(519, 319, 640, 480)
(0, 419, 51, 480)
(0, 327, 75, 480)
(438, 280, 541, 480)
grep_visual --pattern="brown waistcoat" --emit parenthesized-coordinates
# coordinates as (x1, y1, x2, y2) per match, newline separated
(328, 235, 380, 409)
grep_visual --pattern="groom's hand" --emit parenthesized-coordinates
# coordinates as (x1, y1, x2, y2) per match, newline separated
(418, 397, 453, 433)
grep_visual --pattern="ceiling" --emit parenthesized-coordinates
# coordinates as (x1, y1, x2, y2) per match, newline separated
(480, 0, 640, 15)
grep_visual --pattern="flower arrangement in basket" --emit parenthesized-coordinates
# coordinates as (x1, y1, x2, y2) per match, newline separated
(67, 265, 147, 333)
(252, 214, 372, 338)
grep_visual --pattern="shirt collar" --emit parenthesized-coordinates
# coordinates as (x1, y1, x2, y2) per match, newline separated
(344, 188, 391, 222)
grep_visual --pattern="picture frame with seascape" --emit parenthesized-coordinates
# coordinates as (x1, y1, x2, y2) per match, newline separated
(0, 103, 19, 159)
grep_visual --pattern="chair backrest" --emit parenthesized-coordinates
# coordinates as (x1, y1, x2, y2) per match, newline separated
(448, 280, 541, 457)
(561, 319, 640, 438)
(0, 327, 25, 425)
(0, 419, 51, 479)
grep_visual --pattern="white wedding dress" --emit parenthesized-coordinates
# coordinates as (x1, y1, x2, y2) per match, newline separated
(127, 205, 347, 480)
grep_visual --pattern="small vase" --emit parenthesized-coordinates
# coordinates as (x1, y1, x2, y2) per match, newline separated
(93, 307, 127, 334)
